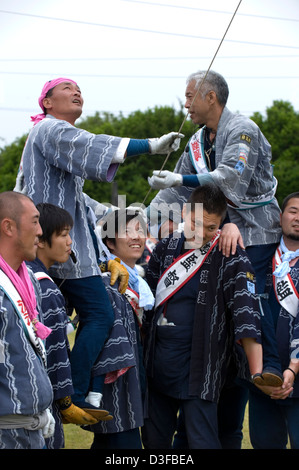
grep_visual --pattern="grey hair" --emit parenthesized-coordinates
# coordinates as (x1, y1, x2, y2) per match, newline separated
(186, 70, 229, 106)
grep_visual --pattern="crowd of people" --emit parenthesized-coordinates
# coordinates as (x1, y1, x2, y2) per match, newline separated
(0, 71, 298, 450)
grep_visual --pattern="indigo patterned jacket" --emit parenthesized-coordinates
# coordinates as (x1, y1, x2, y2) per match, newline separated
(17, 115, 122, 280)
(143, 231, 262, 403)
(0, 268, 53, 416)
(150, 107, 281, 248)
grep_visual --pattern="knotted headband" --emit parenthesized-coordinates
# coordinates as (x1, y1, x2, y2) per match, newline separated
(31, 77, 78, 125)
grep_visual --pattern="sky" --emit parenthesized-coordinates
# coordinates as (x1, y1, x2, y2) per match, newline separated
(0, 0, 298, 146)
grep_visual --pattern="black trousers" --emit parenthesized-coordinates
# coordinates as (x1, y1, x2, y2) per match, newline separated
(141, 385, 221, 449)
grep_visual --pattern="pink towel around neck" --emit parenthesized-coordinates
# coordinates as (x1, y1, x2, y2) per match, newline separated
(0, 255, 52, 339)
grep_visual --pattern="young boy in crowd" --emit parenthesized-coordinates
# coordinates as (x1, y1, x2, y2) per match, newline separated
(26, 203, 104, 448)
(85, 208, 155, 449)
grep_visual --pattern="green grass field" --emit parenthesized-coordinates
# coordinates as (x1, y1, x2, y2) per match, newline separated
(63, 406, 253, 449)
(64, 329, 253, 449)
(63, 422, 94, 449)
(63, 420, 252, 449)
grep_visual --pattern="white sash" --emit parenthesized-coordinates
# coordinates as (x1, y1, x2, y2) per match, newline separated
(189, 127, 210, 175)
(155, 231, 220, 308)
(188, 127, 277, 210)
(273, 247, 299, 318)
(124, 287, 143, 327)
(0, 269, 47, 364)
(34, 271, 54, 283)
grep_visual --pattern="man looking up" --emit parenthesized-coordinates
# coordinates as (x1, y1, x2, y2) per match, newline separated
(14, 77, 183, 412)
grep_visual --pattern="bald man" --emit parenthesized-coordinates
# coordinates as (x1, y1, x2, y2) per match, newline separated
(0, 191, 54, 449)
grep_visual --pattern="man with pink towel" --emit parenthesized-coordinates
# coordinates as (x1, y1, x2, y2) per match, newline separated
(0, 191, 54, 448)
(14, 77, 183, 414)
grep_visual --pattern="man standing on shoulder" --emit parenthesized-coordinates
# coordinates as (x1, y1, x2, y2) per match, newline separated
(147, 70, 282, 447)
(0, 191, 54, 449)
(148, 69, 281, 256)
(14, 77, 183, 413)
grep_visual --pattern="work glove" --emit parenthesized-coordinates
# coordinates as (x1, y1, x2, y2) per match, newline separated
(42, 409, 56, 438)
(108, 258, 129, 294)
(127, 205, 147, 224)
(148, 132, 184, 155)
(148, 170, 183, 190)
(60, 403, 98, 425)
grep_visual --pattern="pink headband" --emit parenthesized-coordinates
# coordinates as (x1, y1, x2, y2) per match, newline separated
(31, 77, 78, 125)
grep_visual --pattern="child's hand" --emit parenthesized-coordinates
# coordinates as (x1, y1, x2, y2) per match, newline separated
(281, 368, 296, 392)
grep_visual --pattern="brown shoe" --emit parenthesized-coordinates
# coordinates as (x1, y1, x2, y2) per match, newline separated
(261, 371, 283, 387)
(252, 369, 283, 387)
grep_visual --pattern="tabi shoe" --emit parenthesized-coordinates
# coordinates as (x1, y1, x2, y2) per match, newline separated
(252, 368, 283, 387)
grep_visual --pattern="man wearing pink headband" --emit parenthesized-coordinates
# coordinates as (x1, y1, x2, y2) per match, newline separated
(14, 77, 183, 419)
(31, 77, 79, 125)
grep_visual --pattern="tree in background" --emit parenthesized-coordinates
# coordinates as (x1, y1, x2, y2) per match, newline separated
(0, 101, 298, 207)
(251, 100, 299, 205)
(79, 105, 194, 206)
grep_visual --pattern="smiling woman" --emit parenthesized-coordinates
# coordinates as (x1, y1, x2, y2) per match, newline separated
(102, 208, 147, 268)
(80, 208, 155, 449)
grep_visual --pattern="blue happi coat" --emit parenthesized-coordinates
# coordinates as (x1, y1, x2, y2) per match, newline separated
(268, 258, 299, 398)
(17, 114, 122, 280)
(143, 231, 262, 403)
(27, 258, 74, 448)
(149, 108, 281, 248)
(0, 268, 53, 448)
(89, 273, 145, 434)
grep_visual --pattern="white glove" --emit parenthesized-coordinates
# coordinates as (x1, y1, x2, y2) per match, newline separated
(127, 205, 147, 224)
(86, 391, 103, 408)
(148, 132, 184, 154)
(148, 170, 183, 189)
(42, 409, 55, 438)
